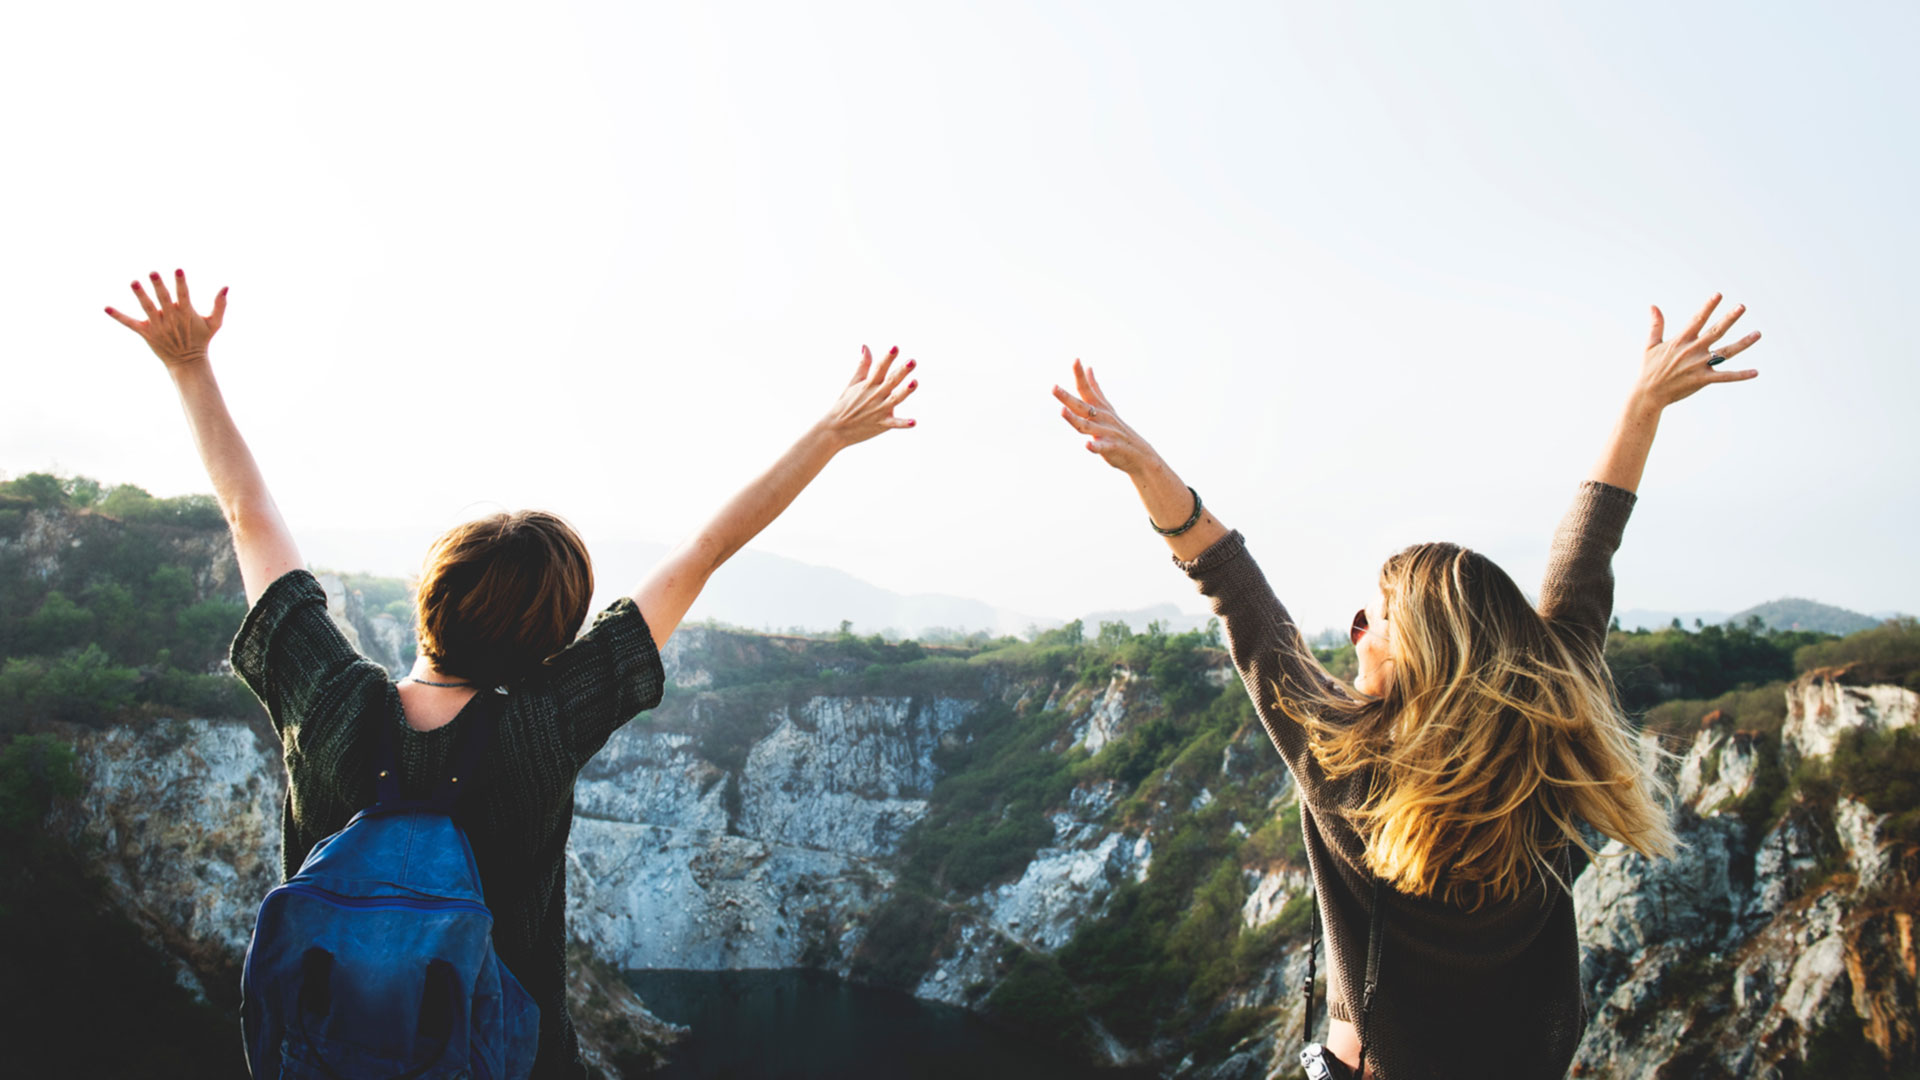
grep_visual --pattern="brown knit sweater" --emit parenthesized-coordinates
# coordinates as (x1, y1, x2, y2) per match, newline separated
(231, 569, 665, 1080)
(1176, 481, 1638, 1080)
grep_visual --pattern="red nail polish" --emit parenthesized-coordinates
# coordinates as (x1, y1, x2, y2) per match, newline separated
(174, 269, 183, 276)
(908, 419, 916, 427)
(909, 380, 918, 390)
(905, 360, 915, 370)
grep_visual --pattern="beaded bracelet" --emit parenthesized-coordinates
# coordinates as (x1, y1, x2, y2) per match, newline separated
(1151, 486, 1204, 537)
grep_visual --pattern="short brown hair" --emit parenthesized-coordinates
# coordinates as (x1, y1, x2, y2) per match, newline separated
(414, 511, 594, 684)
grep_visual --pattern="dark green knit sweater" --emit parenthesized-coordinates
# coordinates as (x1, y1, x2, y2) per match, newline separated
(232, 569, 665, 1079)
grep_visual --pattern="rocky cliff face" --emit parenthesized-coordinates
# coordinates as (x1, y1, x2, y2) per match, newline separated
(44, 573, 1920, 1077)
(1570, 673, 1920, 1078)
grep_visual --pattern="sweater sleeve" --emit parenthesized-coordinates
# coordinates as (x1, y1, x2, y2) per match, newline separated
(544, 597, 667, 765)
(1537, 481, 1637, 654)
(230, 569, 390, 765)
(1176, 530, 1354, 814)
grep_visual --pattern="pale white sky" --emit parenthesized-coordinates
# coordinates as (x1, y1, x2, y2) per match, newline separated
(6, 1, 1915, 633)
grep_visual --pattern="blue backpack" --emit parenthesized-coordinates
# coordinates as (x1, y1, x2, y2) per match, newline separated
(242, 688, 540, 1079)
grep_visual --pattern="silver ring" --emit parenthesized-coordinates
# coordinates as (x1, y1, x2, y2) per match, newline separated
(1708, 353, 1727, 367)
(1088, 406, 1098, 419)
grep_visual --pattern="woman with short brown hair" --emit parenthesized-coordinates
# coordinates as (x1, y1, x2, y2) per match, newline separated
(1051, 295, 1761, 1078)
(106, 269, 921, 1078)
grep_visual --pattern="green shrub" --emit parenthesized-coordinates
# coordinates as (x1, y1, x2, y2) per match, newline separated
(1795, 618, 1920, 690)
(0, 646, 139, 727)
(982, 949, 1089, 1055)
(1242, 801, 1307, 866)
(1192, 1006, 1276, 1061)
(0, 734, 81, 836)
(849, 890, 950, 990)
(1640, 683, 1791, 743)
(1829, 726, 1920, 847)
(21, 591, 95, 653)
(1606, 624, 1823, 710)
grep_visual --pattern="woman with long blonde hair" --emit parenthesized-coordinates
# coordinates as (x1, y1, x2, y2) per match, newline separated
(1051, 295, 1761, 1079)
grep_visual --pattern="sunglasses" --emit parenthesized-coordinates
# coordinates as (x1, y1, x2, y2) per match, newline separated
(1350, 608, 1376, 646)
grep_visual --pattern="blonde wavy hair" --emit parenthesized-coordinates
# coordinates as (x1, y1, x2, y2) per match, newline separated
(1281, 542, 1676, 910)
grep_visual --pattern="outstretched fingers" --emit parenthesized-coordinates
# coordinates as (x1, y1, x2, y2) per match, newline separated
(1700, 303, 1747, 346)
(1071, 358, 1100, 406)
(1052, 382, 1092, 420)
(1714, 330, 1762, 361)
(103, 305, 144, 333)
(172, 269, 192, 309)
(869, 345, 899, 387)
(209, 285, 228, 330)
(130, 279, 159, 318)
(1647, 306, 1665, 349)
(148, 271, 174, 308)
(880, 353, 916, 396)
(884, 368, 919, 408)
(1678, 293, 1722, 342)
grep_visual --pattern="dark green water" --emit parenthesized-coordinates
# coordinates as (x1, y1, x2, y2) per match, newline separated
(624, 969, 1144, 1079)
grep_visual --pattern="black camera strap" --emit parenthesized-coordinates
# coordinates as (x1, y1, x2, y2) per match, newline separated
(1304, 875, 1385, 1074)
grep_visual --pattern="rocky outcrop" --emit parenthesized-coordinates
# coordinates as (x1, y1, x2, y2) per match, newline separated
(39, 568, 1919, 1078)
(53, 714, 680, 1076)
(3, 506, 244, 611)
(1074, 669, 1139, 754)
(1783, 667, 1917, 769)
(49, 716, 283, 1006)
(1570, 671, 1920, 1077)
(314, 571, 411, 676)
(568, 692, 979, 973)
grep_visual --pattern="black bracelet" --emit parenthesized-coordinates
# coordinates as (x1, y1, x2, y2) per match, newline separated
(1151, 486, 1204, 536)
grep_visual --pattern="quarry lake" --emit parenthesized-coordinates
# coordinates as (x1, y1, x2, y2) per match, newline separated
(625, 969, 1148, 1078)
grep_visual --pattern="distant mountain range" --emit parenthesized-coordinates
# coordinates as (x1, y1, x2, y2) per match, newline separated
(1616, 597, 1902, 635)
(302, 528, 1898, 641)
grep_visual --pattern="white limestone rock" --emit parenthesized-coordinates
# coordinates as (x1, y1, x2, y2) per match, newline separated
(1073, 669, 1137, 754)
(1783, 671, 1917, 768)
(1241, 865, 1310, 930)
(738, 695, 975, 858)
(986, 827, 1149, 952)
(1675, 713, 1759, 816)
(56, 716, 284, 986)
(1834, 796, 1894, 892)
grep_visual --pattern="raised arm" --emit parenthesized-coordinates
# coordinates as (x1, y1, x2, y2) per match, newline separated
(1541, 294, 1762, 643)
(1051, 362, 1358, 808)
(1051, 359, 1229, 558)
(1590, 293, 1761, 494)
(105, 271, 302, 606)
(632, 345, 919, 647)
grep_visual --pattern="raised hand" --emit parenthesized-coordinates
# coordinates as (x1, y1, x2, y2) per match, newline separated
(105, 270, 229, 368)
(818, 345, 919, 449)
(1637, 293, 1760, 409)
(1052, 358, 1161, 476)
